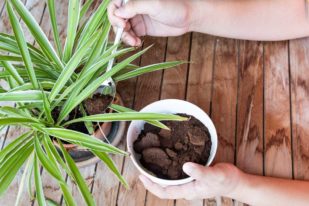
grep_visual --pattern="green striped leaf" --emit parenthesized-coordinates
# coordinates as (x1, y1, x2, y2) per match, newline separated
(58, 46, 151, 123)
(0, 61, 24, 85)
(43, 128, 127, 155)
(91, 150, 128, 188)
(76, 0, 109, 49)
(58, 141, 95, 206)
(80, 0, 94, 20)
(34, 154, 46, 206)
(46, 0, 62, 57)
(0, 90, 43, 102)
(10, 0, 64, 70)
(64, 112, 187, 125)
(110, 104, 169, 130)
(49, 33, 98, 102)
(115, 61, 186, 82)
(6, 1, 38, 89)
(0, 139, 33, 195)
(63, 0, 80, 62)
(34, 138, 63, 182)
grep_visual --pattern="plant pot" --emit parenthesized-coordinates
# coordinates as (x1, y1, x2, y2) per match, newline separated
(53, 93, 126, 168)
(127, 99, 218, 186)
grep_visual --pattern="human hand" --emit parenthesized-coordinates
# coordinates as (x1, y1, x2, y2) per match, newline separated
(107, 0, 194, 46)
(139, 163, 242, 200)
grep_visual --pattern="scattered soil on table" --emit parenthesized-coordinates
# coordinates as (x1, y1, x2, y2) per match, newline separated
(134, 114, 212, 180)
(84, 93, 113, 115)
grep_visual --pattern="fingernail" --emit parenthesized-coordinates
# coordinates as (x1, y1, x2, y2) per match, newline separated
(135, 38, 142, 46)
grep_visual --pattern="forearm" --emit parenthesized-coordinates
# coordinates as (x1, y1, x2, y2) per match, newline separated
(228, 172, 309, 206)
(189, 0, 309, 41)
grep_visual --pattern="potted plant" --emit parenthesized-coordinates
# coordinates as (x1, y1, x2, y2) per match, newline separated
(0, 0, 186, 205)
(127, 99, 218, 186)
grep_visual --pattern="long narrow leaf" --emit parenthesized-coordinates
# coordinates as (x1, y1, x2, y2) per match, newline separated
(0, 117, 39, 126)
(34, 138, 63, 181)
(0, 139, 33, 195)
(80, 0, 94, 20)
(58, 46, 151, 123)
(92, 150, 128, 188)
(41, 89, 54, 124)
(49, 33, 98, 102)
(114, 61, 186, 82)
(6, 1, 38, 89)
(43, 128, 127, 155)
(64, 112, 187, 126)
(34, 154, 46, 206)
(58, 141, 95, 206)
(0, 61, 24, 85)
(15, 153, 34, 206)
(10, 0, 64, 70)
(110, 104, 169, 130)
(52, 47, 134, 109)
(63, 0, 80, 62)
(0, 90, 43, 102)
(76, 0, 109, 49)
(0, 131, 32, 162)
(46, 0, 62, 57)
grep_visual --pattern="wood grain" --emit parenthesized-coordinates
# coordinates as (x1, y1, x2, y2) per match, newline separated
(117, 36, 167, 206)
(187, 33, 216, 206)
(147, 33, 192, 206)
(264, 41, 292, 178)
(236, 41, 263, 175)
(290, 38, 309, 180)
(185, 33, 216, 206)
(212, 38, 238, 206)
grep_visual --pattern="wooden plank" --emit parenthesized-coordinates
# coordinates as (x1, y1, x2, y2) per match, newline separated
(186, 33, 216, 206)
(163, 33, 198, 206)
(160, 34, 190, 100)
(145, 33, 192, 206)
(211, 38, 238, 205)
(290, 38, 309, 180)
(117, 36, 167, 206)
(235, 41, 264, 206)
(264, 41, 292, 178)
(0, 1, 46, 205)
(236, 41, 263, 175)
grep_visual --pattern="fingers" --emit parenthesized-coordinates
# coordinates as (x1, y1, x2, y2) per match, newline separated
(108, 0, 126, 28)
(114, 1, 161, 19)
(121, 30, 142, 46)
(139, 175, 196, 200)
(183, 162, 209, 180)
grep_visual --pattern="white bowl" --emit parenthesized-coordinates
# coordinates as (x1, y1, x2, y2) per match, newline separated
(127, 99, 218, 186)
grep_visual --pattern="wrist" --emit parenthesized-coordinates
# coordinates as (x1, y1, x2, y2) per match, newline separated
(225, 168, 248, 199)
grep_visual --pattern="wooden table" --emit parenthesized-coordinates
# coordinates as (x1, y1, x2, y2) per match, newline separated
(1, 1, 309, 206)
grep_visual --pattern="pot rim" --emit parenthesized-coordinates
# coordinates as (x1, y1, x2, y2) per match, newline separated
(127, 99, 218, 186)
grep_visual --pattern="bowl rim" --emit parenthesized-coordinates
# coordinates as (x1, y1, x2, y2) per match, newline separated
(127, 99, 218, 186)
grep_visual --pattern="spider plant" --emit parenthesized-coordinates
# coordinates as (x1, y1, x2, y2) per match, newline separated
(0, 0, 186, 205)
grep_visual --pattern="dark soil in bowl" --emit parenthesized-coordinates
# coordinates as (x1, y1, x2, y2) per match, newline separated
(84, 93, 113, 115)
(133, 114, 212, 180)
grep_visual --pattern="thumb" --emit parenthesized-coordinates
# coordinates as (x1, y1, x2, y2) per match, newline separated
(182, 162, 208, 180)
(183, 162, 219, 181)
(115, 1, 160, 19)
